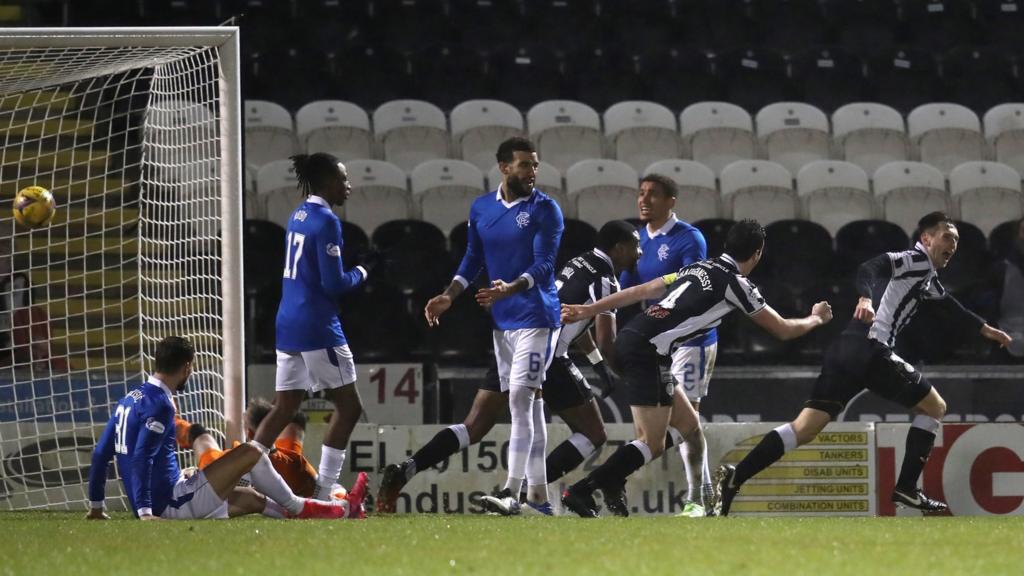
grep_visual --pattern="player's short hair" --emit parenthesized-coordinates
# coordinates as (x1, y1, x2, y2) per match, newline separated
(724, 219, 766, 262)
(640, 174, 678, 199)
(915, 211, 957, 239)
(597, 220, 639, 253)
(495, 137, 536, 164)
(153, 336, 194, 373)
(291, 152, 342, 197)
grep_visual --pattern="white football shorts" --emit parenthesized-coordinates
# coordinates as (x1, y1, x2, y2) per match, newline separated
(492, 328, 559, 391)
(669, 342, 718, 402)
(275, 345, 357, 393)
(160, 470, 229, 520)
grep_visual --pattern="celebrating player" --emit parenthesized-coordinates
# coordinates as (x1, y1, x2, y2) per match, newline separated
(87, 336, 366, 520)
(377, 221, 640, 514)
(619, 174, 718, 517)
(559, 220, 833, 518)
(716, 212, 1013, 516)
(250, 153, 370, 502)
(420, 137, 563, 516)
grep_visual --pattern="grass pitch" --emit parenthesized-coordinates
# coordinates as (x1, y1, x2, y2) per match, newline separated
(2, 512, 1022, 576)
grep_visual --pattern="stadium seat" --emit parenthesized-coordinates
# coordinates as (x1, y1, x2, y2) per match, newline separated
(362, 0, 454, 52)
(340, 221, 370, 271)
(604, 101, 684, 174)
(333, 45, 411, 109)
(975, 0, 1024, 52)
(835, 219, 910, 273)
(873, 161, 950, 236)
(371, 219, 449, 295)
(492, 45, 569, 110)
(557, 219, 598, 267)
(941, 219, 990, 295)
(243, 100, 296, 172)
(755, 102, 831, 176)
(599, 0, 701, 55)
(449, 221, 469, 270)
(719, 160, 796, 225)
(789, 47, 869, 114)
(819, 0, 898, 59)
(797, 160, 874, 236)
(450, 100, 525, 173)
(718, 47, 791, 114)
(527, 100, 604, 173)
(942, 46, 1018, 115)
(983, 104, 1024, 176)
(373, 100, 449, 173)
(372, 219, 447, 255)
(446, 0, 524, 48)
(566, 159, 639, 231)
(989, 218, 1023, 261)
(408, 44, 493, 110)
(486, 162, 571, 217)
(339, 280, 416, 362)
(680, 102, 756, 175)
(565, 48, 646, 111)
(694, 218, 737, 257)
(294, 100, 373, 161)
(642, 48, 721, 112)
(754, 0, 828, 53)
(900, 0, 975, 53)
(867, 48, 944, 114)
(243, 47, 338, 110)
(410, 159, 486, 236)
(244, 219, 287, 294)
(949, 161, 1024, 238)
(703, 0, 758, 50)
(344, 160, 411, 238)
(907, 103, 986, 176)
(832, 102, 910, 175)
(758, 220, 835, 294)
(643, 159, 719, 223)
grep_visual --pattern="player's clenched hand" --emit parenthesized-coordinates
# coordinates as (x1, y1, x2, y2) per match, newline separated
(561, 303, 596, 323)
(475, 280, 513, 307)
(812, 301, 833, 324)
(424, 294, 452, 326)
(980, 324, 1013, 348)
(853, 297, 874, 324)
(85, 508, 109, 520)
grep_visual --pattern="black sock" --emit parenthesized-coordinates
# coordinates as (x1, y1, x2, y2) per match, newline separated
(411, 428, 461, 472)
(734, 430, 785, 486)
(586, 443, 647, 491)
(896, 426, 936, 492)
(546, 439, 588, 483)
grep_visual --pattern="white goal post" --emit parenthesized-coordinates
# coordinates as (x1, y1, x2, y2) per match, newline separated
(0, 27, 244, 510)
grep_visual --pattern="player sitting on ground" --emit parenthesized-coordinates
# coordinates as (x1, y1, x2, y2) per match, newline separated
(87, 336, 367, 521)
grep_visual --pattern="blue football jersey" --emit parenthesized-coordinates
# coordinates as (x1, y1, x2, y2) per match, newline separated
(454, 188, 563, 330)
(619, 214, 717, 346)
(88, 376, 178, 516)
(275, 195, 366, 351)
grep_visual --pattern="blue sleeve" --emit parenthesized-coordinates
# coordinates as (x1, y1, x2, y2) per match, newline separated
(454, 203, 485, 284)
(619, 268, 638, 290)
(678, 228, 707, 267)
(87, 417, 117, 504)
(129, 402, 173, 513)
(522, 201, 563, 287)
(318, 218, 365, 298)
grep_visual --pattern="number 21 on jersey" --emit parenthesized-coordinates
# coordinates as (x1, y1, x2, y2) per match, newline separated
(282, 232, 306, 279)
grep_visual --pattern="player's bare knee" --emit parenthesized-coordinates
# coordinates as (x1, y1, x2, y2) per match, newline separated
(588, 427, 608, 448)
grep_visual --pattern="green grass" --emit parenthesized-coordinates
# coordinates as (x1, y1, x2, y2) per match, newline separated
(2, 512, 1023, 576)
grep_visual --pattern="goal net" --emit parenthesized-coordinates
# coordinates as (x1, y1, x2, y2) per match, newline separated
(0, 28, 244, 510)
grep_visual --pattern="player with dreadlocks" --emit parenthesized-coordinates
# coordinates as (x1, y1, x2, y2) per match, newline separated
(248, 153, 371, 503)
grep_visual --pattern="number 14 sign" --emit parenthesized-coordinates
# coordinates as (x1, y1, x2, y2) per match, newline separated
(359, 364, 423, 425)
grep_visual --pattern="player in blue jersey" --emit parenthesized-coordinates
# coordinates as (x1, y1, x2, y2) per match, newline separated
(424, 137, 563, 516)
(619, 174, 717, 516)
(250, 153, 371, 501)
(87, 336, 366, 520)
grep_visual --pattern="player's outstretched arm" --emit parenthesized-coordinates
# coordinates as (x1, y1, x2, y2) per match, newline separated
(562, 276, 669, 323)
(980, 323, 1013, 348)
(750, 301, 833, 341)
(86, 420, 117, 519)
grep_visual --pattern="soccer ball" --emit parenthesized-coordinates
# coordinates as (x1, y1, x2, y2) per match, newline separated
(12, 185, 56, 229)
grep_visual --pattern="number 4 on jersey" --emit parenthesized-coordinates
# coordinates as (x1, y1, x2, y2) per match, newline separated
(659, 281, 691, 309)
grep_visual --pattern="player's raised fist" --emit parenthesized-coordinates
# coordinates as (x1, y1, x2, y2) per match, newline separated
(853, 297, 875, 324)
(812, 301, 833, 324)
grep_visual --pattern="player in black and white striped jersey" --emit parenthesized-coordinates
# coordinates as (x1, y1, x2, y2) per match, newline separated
(716, 212, 1013, 516)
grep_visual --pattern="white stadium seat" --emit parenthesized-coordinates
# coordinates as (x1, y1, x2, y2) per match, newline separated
(256, 159, 343, 229)
(873, 161, 950, 236)
(411, 159, 486, 234)
(487, 161, 571, 217)
(295, 100, 373, 161)
(244, 100, 297, 172)
(373, 99, 449, 172)
(450, 99, 525, 172)
(832, 103, 910, 175)
(755, 102, 831, 175)
(908, 103, 986, 176)
(643, 159, 719, 223)
(680, 102, 756, 175)
(527, 100, 604, 173)
(344, 160, 411, 236)
(984, 103, 1024, 176)
(796, 160, 873, 236)
(604, 101, 684, 173)
(720, 160, 796, 224)
(566, 159, 639, 230)
(949, 161, 1024, 237)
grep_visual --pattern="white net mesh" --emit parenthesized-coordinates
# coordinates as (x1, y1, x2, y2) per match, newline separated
(0, 42, 232, 510)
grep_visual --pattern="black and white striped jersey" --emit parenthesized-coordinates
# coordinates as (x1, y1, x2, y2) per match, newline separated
(623, 254, 766, 355)
(554, 249, 619, 357)
(849, 242, 983, 346)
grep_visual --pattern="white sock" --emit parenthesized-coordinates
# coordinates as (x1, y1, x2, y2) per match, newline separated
(262, 499, 287, 519)
(775, 423, 798, 452)
(567, 432, 596, 459)
(505, 385, 534, 493)
(526, 397, 548, 503)
(680, 434, 703, 501)
(912, 414, 941, 433)
(316, 445, 346, 500)
(246, 442, 304, 515)
(629, 439, 654, 464)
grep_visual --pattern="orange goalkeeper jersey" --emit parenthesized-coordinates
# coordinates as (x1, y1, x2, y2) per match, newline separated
(197, 438, 318, 498)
